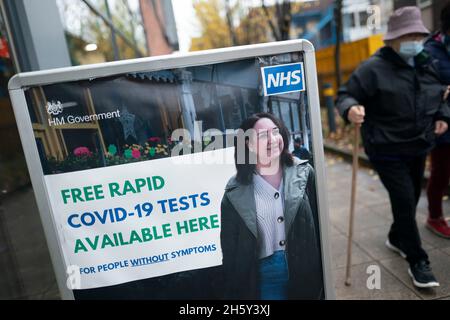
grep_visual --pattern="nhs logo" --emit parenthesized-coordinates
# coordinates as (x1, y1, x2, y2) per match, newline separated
(261, 62, 306, 96)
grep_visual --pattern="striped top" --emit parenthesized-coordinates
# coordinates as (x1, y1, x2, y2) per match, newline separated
(253, 173, 286, 259)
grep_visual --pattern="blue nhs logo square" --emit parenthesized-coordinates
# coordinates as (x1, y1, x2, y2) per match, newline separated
(261, 62, 306, 96)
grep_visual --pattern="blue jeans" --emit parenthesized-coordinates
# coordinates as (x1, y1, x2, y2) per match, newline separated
(259, 250, 289, 300)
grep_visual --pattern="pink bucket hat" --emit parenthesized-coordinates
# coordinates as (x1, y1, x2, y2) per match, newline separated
(384, 6, 430, 41)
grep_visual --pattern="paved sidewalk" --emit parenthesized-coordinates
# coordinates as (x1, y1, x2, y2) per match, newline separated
(0, 187, 59, 300)
(326, 154, 450, 300)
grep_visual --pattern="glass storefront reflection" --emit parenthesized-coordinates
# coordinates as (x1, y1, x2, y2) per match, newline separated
(56, 0, 148, 65)
(0, 12, 28, 194)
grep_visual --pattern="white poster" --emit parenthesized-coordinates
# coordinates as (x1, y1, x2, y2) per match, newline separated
(16, 48, 328, 299)
(45, 148, 235, 289)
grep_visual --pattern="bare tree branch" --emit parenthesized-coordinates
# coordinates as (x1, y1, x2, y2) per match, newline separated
(262, 0, 281, 41)
(225, 0, 238, 45)
(335, 0, 343, 88)
(280, 0, 292, 40)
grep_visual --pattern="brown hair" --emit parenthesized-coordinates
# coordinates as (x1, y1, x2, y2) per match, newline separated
(234, 112, 293, 185)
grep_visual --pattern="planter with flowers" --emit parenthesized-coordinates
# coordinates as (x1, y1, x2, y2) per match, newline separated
(105, 137, 170, 166)
(47, 146, 101, 173)
(47, 137, 174, 174)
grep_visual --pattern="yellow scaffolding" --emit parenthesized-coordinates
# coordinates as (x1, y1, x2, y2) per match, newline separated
(316, 34, 385, 99)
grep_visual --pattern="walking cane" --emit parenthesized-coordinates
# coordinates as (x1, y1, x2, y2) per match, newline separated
(345, 124, 360, 286)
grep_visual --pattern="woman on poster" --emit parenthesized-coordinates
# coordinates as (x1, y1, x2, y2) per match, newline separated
(220, 112, 324, 300)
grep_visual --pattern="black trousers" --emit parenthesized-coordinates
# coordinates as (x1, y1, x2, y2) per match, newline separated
(371, 155, 429, 266)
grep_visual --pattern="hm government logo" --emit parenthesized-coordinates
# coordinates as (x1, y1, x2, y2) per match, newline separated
(46, 100, 63, 116)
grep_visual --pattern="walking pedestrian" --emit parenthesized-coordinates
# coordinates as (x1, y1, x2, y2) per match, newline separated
(336, 6, 450, 288)
(292, 137, 311, 161)
(424, 2, 450, 238)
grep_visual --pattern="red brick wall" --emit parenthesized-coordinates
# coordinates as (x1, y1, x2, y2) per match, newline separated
(140, 0, 173, 56)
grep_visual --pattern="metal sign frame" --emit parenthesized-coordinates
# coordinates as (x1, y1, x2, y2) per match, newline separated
(8, 39, 335, 300)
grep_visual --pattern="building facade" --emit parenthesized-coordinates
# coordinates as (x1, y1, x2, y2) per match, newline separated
(292, 0, 442, 50)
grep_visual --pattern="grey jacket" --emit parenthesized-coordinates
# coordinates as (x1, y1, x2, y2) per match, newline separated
(220, 158, 324, 299)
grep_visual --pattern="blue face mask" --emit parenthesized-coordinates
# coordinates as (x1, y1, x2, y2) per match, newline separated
(399, 40, 424, 58)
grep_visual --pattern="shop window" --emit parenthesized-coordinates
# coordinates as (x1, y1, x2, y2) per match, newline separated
(0, 12, 29, 193)
(280, 101, 292, 129)
(359, 10, 369, 27)
(56, 0, 147, 65)
(62, 129, 98, 155)
(271, 100, 281, 119)
(43, 84, 90, 118)
(291, 102, 301, 133)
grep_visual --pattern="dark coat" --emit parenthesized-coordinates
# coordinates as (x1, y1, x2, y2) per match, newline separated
(336, 46, 450, 157)
(292, 147, 311, 161)
(220, 159, 324, 300)
(425, 32, 450, 84)
(425, 32, 450, 144)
